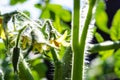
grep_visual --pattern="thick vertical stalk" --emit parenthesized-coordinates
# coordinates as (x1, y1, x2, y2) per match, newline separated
(71, 0, 81, 80)
(51, 48, 63, 80)
(71, 0, 96, 80)
(71, 0, 80, 48)
(78, 5, 93, 80)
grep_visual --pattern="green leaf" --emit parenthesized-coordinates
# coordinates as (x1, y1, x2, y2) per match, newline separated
(31, 70, 40, 80)
(114, 49, 120, 60)
(110, 10, 120, 41)
(59, 9, 71, 22)
(32, 63, 47, 78)
(40, 9, 51, 19)
(99, 49, 114, 60)
(42, 4, 71, 22)
(48, 4, 71, 22)
(19, 59, 34, 80)
(53, 15, 62, 32)
(34, 4, 42, 9)
(10, 0, 26, 5)
(47, 4, 62, 14)
(95, 1, 109, 34)
(0, 42, 5, 50)
(95, 32, 104, 43)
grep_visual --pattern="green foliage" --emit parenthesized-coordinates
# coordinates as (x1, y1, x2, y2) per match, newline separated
(1, 0, 120, 80)
(10, 0, 26, 5)
(88, 1, 120, 80)
(95, 32, 104, 42)
(0, 0, 72, 80)
(18, 58, 34, 80)
(110, 10, 120, 41)
(95, 0, 109, 34)
(35, 3, 71, 33)
(0, 9, 71, 80)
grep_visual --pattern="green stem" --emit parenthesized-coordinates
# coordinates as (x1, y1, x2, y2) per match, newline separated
(15, 26, 27, 47)
(89, 41, 120, 53)
(71, 0, 80, 50)
(51, 48, 63, 80)
(62, 46, 72, 80)
(18, 53, 34, 80)
(71, 0, 96, 80)
(71, 0, 80, 79)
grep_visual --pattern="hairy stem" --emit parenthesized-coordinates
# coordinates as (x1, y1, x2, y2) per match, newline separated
(18, 53, 34, 80)
(71, 0, 81, 80)
(62, 46, 72, 80)
(71, 0, 96, 80)
(89, 41, 120, 53)
(51, 48, 63, 80)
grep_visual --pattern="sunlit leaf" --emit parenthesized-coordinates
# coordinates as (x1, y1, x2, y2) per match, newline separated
(110, 10, 120, 41)
(40, 9, 51, 19)
(48, 4, 71, 22)
(99, 49, 114, 60)
(47, 4, 62, 14)
(95, 1, 109, 34)
(39, 4, 71, 33)
(10, 0, 26, 5)
(0, 42, 5, 50)
(53, 15, 62, 32)
(31, 70, 40, 80)
(59, 9, 71, 22)
(95, 32, 104, 42)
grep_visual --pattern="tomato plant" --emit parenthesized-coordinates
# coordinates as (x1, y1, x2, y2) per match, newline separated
(0, 0, 120, 80)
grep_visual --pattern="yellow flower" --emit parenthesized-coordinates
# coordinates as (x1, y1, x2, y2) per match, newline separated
(50, 31, 70, 47)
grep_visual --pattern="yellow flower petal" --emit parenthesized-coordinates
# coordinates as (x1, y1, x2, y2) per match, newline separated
(56, 30, 68, 43)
